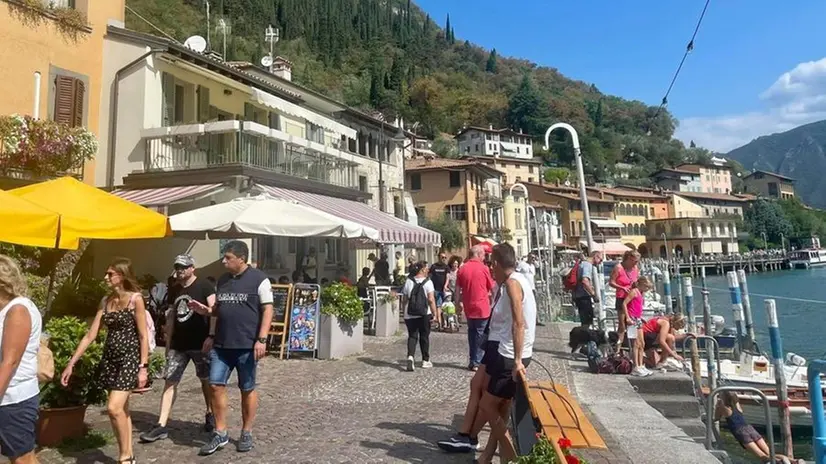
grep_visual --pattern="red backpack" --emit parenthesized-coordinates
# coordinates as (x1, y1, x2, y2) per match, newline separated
(563, 260, 581, 292)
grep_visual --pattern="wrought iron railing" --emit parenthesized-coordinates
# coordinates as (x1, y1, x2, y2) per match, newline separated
(144, 130, 360, 190)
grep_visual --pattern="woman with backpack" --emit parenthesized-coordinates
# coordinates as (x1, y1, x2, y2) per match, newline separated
(400, 261, 437, 372)
(61, 258, 151, 464)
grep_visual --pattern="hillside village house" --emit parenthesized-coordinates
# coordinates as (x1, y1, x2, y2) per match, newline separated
(671, 191, 746, 218)
(652, 167, 703, 193)
(94, 25, 438, 280)
(405, 157, 504, 254)
(457, 125, 534, 159)
(676, 159, 732, 194)
(0, 0, 126, 183)
(645, 217, 739, 258)
(601, 187, 668, 253)
(743, 170, 795, 200)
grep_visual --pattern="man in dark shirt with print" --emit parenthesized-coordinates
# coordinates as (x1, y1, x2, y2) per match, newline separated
(429, 252, 451, 327)
(140, 254, 216, 443)
(195, 241, 274, 456)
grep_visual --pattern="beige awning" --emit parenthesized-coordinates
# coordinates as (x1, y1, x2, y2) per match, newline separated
(250, 87, 357, 140)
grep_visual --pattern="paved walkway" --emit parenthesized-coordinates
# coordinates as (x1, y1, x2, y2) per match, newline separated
(33, 323, 637, 464)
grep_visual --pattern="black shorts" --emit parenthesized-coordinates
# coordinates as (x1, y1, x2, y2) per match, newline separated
(485, 351, 532, 400)
(644, 332, 659, 350)
(480, 340, 500, 367)
(733, 425, 762, 448)
(573, 297, 594, 326)
(0, 394, 38, 459)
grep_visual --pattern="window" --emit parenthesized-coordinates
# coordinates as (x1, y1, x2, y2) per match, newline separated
(305, 121, 324, 143)
(528, 177, 534, 183)
(161, 73, 185, 126)
(475, 144, 479, 152)
(529, 166, 535, 174)
(444, 204, 468, 220)
(473, 205, 477, 223)
(359, 175, 368, 192)
(570, 221, 576, 234)
(515, 208, 523, 229)
(449, 171, 461, 187)
(53, 74, 85, 127)
(650, 207, 655, 217)
(288, 237, 297, 254)
(414, 206, 425, 222)
(411, 173, 422, 190)
(324, 238, 343, 264)
(515, 176, 522, 182)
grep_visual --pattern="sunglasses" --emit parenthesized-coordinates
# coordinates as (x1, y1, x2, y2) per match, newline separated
(105, 271, 119, 278)
(173, 265, 192, 271)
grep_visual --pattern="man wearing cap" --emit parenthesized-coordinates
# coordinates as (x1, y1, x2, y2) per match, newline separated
(140, 254, 216, 444)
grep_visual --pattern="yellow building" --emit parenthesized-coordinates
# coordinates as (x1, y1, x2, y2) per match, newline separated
(668, 193, 704, 218)
(405, 157, 504, 253)
(0, 0, 125, 183)
(601, 187, 668, 250)
(461, 155, 543, 185)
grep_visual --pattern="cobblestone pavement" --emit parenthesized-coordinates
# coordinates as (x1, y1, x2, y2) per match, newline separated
(33, 323, 631, 464)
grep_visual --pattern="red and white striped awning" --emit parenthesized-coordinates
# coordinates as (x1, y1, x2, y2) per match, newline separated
(255, 185, 441, 245)
(111, 184, 225, 213)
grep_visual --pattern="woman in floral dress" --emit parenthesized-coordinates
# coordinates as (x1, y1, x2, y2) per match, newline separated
(61, 258, 150, 464)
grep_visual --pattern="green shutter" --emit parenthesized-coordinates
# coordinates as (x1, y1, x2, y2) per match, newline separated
(197, 85, 210, 122)
(161, 73, 175, 126)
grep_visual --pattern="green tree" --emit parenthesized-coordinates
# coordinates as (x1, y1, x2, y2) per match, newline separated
(431, 135, 458, 158)
(506, 74, 549, 136)
(743, 199, 794, 247)
(485, 48, 498, 73)
(422, 215, 464, 251)
(543, 167, 572, 184)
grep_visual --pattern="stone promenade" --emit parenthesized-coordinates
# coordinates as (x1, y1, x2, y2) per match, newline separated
(34, 324, 633, 464)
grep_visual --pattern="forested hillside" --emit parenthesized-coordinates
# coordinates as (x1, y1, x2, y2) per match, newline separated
(125, 0, 709, 181)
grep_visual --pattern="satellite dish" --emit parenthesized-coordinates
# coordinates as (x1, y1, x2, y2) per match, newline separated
(261, 55, 273, 67)
(564, 180, 572, 187)
(183, 35, 207, 53)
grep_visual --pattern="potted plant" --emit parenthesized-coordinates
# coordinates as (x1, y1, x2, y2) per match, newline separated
(375, 290, 399, 338)
(516, 435, 589, 464)
(37, 316, 107, 446)
(318, 282, 364, 359)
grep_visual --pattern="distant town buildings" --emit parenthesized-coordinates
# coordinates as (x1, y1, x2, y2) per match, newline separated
(457, 125, 534, 159)
(743, 170, 795, 200)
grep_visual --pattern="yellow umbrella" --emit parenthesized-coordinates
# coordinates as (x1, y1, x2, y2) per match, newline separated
(9, 177, 171, 249)
(0, 190, 62, 249)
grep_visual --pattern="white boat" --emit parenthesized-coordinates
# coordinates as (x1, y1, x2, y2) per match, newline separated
(789, 248, 826, 268)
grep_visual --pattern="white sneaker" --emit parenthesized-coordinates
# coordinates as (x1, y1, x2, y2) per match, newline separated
(406, 356, 415, 372)
(421, 361, 433, 368)
(631, 367, 648, 377)
(638, 366, 653, 376)
(666, 358, 684, 370)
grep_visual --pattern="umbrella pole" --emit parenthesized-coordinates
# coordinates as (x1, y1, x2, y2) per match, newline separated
(44, 216, 62, 313)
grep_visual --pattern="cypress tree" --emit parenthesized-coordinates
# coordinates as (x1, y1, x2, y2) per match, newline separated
(486, 48, 498, 73)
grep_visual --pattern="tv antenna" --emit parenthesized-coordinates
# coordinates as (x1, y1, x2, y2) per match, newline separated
(216, 18, 231, 59)
(183, 35, 207, 53)
(264, 25, 279, 72)
(204, 0, 211, 51)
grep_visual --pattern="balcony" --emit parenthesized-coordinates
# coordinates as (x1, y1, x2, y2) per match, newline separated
(138, 120, 361, 191)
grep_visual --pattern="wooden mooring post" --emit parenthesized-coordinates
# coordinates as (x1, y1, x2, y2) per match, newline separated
(765, 299, 794, 458)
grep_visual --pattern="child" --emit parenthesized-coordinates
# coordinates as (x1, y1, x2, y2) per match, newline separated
(715, 391, 795, 463)
(440, 292, 458, 332)
(623, 276, 653, 377)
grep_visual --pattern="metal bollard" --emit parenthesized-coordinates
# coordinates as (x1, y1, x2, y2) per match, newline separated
(662, 270, 672, 314)
(726, 271, 745, 348)
(737, 269, 757, 352)
(766, 299, 794, 458)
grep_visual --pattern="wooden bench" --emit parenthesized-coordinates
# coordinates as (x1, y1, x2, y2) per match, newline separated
(512, 375, 606, 457)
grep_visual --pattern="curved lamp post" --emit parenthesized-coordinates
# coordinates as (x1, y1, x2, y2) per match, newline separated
(508, 182, 532, 254)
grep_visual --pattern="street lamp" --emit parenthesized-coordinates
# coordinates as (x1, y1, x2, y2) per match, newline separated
(780, 232, 785, 253)
(508, 183, 531, 255)
(761, 231, 768, 250)
(661, 232, 670, 266)
(544, 123, 594, 252)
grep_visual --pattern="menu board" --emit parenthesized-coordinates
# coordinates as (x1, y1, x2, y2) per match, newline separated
(288, 283, 321, 354)
(271, 284, 292, 325)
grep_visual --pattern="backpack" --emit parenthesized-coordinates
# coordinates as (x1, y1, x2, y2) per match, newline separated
(563, 260, 582, 292)
(406, 278, 430, 317)
(596, 351, 634, 375)
(584, 341, 603, 373)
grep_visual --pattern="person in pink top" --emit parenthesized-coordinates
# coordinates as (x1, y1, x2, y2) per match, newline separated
(456, 245, 495, 371)
(609, 250, 640, 350)
(623, 276, 653, 377)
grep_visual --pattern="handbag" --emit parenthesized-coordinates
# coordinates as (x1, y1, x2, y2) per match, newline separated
(37, 335, 55, 383)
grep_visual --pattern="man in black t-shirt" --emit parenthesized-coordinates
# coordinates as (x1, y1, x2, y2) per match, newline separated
(430, 252, 451, 327)
(140, 254, 216, 444)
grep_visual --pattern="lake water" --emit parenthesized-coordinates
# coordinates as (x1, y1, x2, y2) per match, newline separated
(678, 268, 825, 462)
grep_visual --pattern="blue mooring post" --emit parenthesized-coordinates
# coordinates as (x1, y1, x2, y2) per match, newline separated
(683, 276, 695, 332)
(809, 360, 826, 464)
(737, 269, 757, 352)
(726, 271, 745, 348)
(662, 270, 672, 314)
(765, 299, 794, 458)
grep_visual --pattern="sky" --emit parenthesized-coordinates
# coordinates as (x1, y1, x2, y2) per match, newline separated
(415, 0, 826, 153)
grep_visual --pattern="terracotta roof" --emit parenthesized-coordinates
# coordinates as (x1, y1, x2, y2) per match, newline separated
(734, 193, 758, 200)
(530, 201, 561, 209)
(676, 163, 731, 172)
(405, 158, 504, 177)
(543, 191, 615, 203)
(654, 168, 700, 176)
(461, 155, 543, 165)
(743, 170, 796, 182)
(672, 191, 747, 202)
(600, 187, 667, 200)
(456, 126, 530, 138)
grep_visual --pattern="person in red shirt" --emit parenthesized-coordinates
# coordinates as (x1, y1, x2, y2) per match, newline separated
(456, 245, 495, 371)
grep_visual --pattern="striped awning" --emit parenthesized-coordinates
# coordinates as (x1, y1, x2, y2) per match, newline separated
(254, 185, 441, 245)
(111, 184, 225, 213)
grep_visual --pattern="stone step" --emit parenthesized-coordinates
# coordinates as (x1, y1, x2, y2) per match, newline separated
(627, 371, 696, 395)
(669, 417, 710, 441)
(639, 393, 703, 419)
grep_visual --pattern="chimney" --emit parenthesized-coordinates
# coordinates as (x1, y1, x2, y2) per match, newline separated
(519, 128, 523, 134)
(272, 56, 293, 81)
(489, 123, 493, 130)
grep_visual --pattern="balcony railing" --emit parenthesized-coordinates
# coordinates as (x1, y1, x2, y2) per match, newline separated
(142, 121, 360, 190)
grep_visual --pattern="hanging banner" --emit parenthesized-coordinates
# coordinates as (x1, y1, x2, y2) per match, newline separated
(287, 283, 320, 353)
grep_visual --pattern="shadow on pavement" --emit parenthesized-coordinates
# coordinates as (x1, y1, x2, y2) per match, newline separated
(130, 411, 209, 448)
(356, 356, 407, 371)
(360, 419, 471, 463)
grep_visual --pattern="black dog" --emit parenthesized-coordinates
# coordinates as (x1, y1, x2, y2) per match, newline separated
(568, 327, 620, 354)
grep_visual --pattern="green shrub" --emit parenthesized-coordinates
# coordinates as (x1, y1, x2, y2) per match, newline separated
(320, 282, 364, 325)
(49, 275, 107, 320)
(40, 316, 107, 408)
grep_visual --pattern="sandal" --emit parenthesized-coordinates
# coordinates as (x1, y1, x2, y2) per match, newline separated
(119, 458, 136, 464)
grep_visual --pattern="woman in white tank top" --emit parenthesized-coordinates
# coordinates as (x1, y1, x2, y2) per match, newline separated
(0, 254, 42, 463)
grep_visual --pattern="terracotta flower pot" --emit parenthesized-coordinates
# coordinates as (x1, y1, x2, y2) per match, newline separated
(37, 405, 88, 447)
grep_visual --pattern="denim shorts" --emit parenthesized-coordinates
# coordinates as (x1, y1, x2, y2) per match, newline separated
(0, 394, 38, 458)
(209, 348, 257, 392)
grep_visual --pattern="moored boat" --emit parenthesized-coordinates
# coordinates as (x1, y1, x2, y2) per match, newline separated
(789, 248, 826, 269)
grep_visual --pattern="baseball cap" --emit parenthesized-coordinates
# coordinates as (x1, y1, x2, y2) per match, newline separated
(173, 254, 195, 268)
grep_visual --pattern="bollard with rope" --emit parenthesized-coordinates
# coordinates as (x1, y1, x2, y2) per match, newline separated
(737, 269, 757, 352)
(662, 269, 672, 314)
(765, 299, 794, 459)
(726, 271, 745, 350)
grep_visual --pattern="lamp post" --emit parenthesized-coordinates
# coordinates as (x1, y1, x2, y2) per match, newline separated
(780, 232, 785, 253)
(661, 232, 670, 270)
(544, 123, 593, 251)
(761, 231, 768, 250)
(508, 183, 531, 255)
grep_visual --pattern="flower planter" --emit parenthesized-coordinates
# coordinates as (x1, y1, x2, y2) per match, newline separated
(318, 314, 363, 360)
(37, 405, 88, 447)
(375, 298, 399, 338)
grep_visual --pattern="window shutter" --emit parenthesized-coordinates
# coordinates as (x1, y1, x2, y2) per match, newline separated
(244, 103, 255, 121)
(72, 79, 85, 127)
(197, 85, 210, 122)
(54, 75, 75, 125)
(161, 73, 175, 126)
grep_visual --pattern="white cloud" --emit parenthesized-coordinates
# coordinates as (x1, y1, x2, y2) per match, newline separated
(675, 57, 826, 152)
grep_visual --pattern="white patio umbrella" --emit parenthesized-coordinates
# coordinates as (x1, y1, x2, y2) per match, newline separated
(169, 194, 379, 240)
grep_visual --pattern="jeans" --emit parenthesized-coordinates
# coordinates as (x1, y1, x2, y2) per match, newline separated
(208, 348, 257, 392)
(405, 317, 431, 361)
(466, 318, 488, 367)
